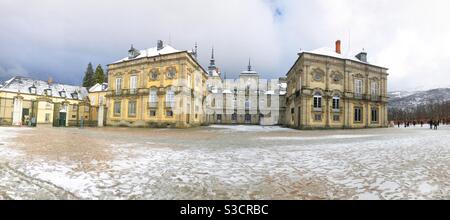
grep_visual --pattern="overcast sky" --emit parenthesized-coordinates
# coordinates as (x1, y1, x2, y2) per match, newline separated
(1, 0, 449, 91)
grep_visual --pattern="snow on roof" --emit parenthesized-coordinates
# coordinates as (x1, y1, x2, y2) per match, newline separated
(89, 83, 108, 92)
(300, 47, 386, 68)
(240, 70, 258, 75)
(0, 76, 89, 100)
(114, 45, 182, 63)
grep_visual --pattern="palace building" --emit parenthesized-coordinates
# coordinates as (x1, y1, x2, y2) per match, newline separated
(106, 40, 208, 128)
(284, 40, 389, 129)
(205, 49, 287, 125)
(0, 76, 92, 127)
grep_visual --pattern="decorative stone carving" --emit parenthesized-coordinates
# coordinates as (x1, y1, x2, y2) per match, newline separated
(330, 71, 343, 84)
(311, 68, 325, 82)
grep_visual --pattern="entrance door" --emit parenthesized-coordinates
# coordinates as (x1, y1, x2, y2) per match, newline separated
(59, 112, 67, 127)
(22, 108, 30, 125)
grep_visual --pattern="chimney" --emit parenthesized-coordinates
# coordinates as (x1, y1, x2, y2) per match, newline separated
(335, 40, 341, 54)
(157, 40, 164, 50)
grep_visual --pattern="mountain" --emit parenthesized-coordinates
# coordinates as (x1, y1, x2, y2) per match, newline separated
(388, 88, 450, 109)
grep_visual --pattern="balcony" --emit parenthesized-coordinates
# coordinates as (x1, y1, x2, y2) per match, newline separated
(165, 101, 175, 108)
(129, 88, 137, 95)
(354, 93, 363, 99)
(371, 95, 381, 102)
(148, 101, 158, 108)
(332, 108, 341, 113)
(313, 107, 322, 112)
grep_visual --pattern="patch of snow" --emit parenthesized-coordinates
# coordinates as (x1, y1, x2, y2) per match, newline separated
(209, 125, 293, 132)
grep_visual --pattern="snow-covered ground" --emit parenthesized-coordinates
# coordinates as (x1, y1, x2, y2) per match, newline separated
(1, 125, 449, 200)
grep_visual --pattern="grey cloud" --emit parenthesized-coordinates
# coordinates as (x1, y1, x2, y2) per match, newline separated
(1, 0, 449, 91)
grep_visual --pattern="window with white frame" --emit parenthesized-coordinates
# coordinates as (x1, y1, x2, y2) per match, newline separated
(355, 79, 363, 96)
(114, 101, 121, 115)
(166, 88, 175, 107)
(313, 92, 322, 108)
(371, 107, 378, 122)
(149, 88, 158, 102)
(371, 81, 378, 97)
(128, 101, 136, 116)
(354, 107, 362, 122)
(332, 96, 340, 110)
(130, 75, 137, 94)
(115, 78, 122, 94)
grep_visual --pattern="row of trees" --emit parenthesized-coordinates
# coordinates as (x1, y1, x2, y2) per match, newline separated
(82, 63, 107, 88)
(389, 100, 450, 123)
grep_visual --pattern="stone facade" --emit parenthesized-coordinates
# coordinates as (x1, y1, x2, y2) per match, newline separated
(205, 51, 286, 126)
(105, 41, 208, 128)
(0, 76, 92, 127)
(284, 41, 389, 129)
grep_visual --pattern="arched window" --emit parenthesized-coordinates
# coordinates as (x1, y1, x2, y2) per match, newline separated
(313, 92, 322, 108)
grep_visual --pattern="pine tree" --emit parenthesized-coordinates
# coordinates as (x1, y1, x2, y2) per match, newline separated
(94, 64, 105, 84)
(82, 63, 95, 87)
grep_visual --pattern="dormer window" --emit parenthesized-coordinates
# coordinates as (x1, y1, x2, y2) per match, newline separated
(60, 91, 66, 98)
(45, 89, 52, 96)
(29, 86, 36, 94)
(128, 45, 140, 59)
(71, 92, 78, 99)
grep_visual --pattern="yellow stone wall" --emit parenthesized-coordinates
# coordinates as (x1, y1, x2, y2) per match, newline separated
(285, 53, 389, 129)
(106, 51, 208, 128)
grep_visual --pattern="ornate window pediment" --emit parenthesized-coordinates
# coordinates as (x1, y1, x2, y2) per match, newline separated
(353, 73, 364, 79)
(149, 69, 159, 80)
(113, 72, 124, 77)
(311, 68, 325, 82)
(330, 71, 343, 84)
(166, 67, 177, 79)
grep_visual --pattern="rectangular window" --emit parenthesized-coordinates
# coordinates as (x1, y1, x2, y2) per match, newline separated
(91, 97, 96, 106)
(245, 100, 250, 109)
(84, 106, 89, 112)
(217, 114, 222, 121)
(115, 78, 122, 94)
(354, 107, 362, 122)
(166, 110, 173, 117)
(232, 113, 237, 121)
(355, 79, 363, 96)
(245, 114, 251, 122)
(114, 101, 121, 116)
(128, 101, 136, 116)
(149, 110, 156, 117)
(130, 75, 137, 94)
(333, 114, 340, 122)
(149, 89, 158, 108)
(332, 98, 340, 110)
(371, 82, 378, 96)
(314, 114, 322, 121)
(371, 107, 378, 122)
(45, 113, 50, 122)
(313, 97, 322, 108)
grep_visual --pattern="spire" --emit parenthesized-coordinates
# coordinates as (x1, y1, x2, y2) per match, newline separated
(208, 47, 216, 71)
(247, 58, 252, 71)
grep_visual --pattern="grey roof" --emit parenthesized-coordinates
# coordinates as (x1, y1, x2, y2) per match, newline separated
(0, 76, 89, 100)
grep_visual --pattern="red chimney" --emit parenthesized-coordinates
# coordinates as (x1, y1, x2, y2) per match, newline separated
(335, 40, 341, 54)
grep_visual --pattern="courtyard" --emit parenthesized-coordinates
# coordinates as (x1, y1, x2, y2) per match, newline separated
(0, 125, 449, 200)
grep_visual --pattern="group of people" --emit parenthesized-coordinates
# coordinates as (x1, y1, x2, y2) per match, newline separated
(395, 119, 447, 130)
